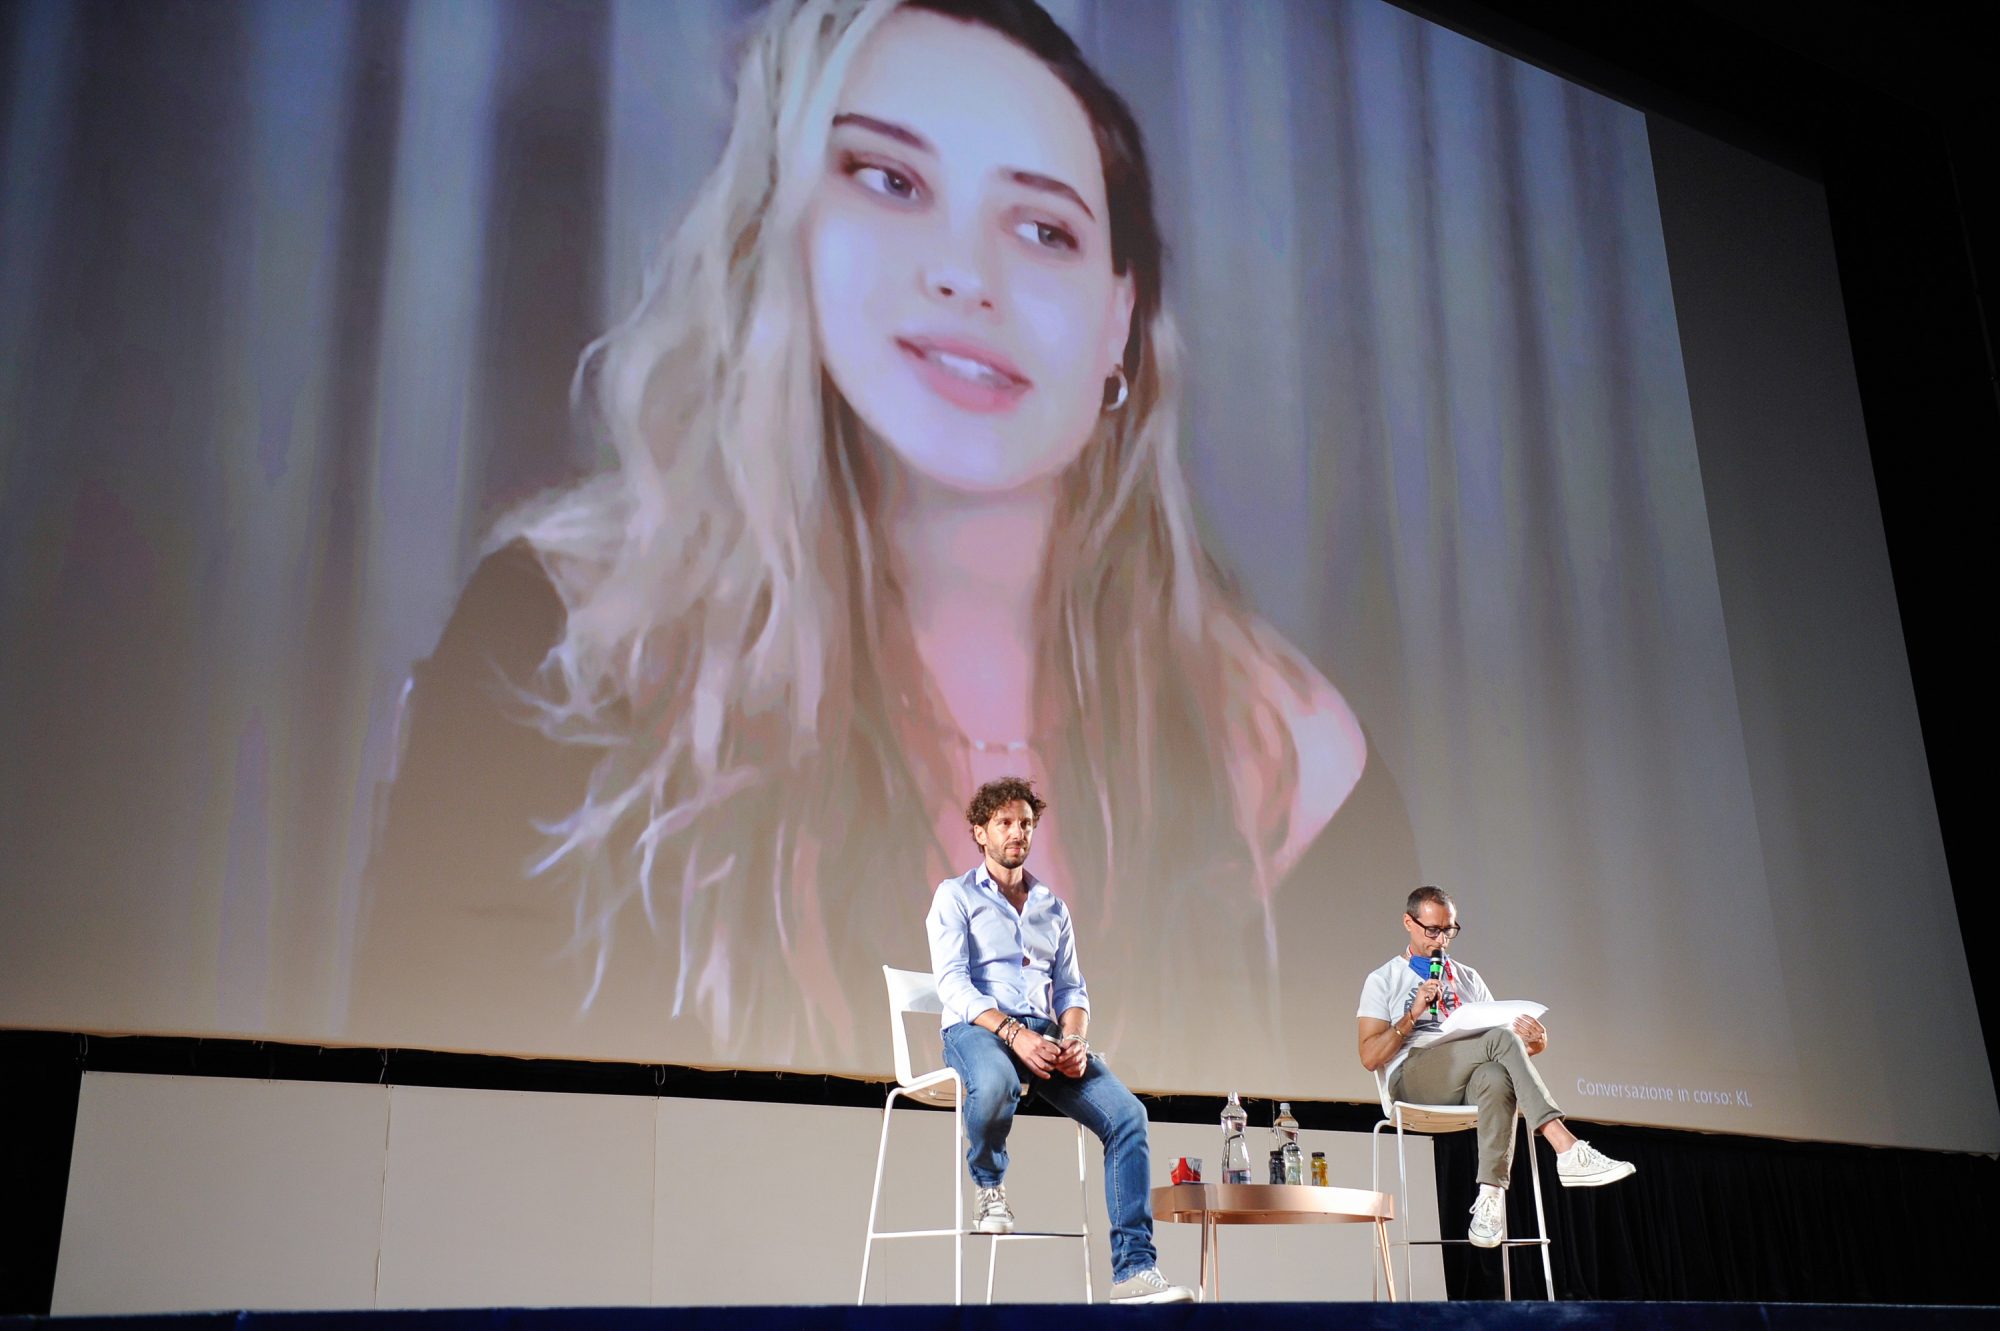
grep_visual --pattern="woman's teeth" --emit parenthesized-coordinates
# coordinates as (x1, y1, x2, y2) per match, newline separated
(928, 349, 1014, 387)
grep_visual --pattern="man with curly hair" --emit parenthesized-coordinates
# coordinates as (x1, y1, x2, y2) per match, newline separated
(926, 776, 1193, 1305)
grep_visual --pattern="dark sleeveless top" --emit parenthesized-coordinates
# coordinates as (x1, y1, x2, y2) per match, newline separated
(348, 542, 1422, 1090)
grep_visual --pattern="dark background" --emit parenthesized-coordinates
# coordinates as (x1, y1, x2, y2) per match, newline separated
(1393, 1, 1996, 1048)
(1402, 0, 1998, 1295)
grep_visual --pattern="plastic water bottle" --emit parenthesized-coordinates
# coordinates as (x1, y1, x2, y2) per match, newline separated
(1221, 1091, 1251, 1184)
(1274, 1101, 1303, 1184)
(1272, 1102, 1300, 1151)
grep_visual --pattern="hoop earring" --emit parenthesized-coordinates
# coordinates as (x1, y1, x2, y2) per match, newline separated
(1103, 364, 1129, 413)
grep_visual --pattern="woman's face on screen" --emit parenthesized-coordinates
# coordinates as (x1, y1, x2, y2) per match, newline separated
(805, 9, 1135, 495)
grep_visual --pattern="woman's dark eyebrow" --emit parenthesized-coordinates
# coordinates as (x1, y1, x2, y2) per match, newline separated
(1008, 169, 1095, 222)
(832, 113, 1097, 223)
(833, 112, 930, 151)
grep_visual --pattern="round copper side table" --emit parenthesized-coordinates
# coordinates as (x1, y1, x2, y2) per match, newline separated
(1149, 1181, 1398, 1302)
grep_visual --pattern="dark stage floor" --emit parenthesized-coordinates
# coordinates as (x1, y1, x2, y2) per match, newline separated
(10, 1305, 2000, 1330)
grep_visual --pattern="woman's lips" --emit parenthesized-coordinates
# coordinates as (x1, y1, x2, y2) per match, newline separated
(896, 337, 1030, 414)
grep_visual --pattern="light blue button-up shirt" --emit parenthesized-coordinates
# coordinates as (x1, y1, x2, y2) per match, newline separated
(925, 863, 1091, 1029)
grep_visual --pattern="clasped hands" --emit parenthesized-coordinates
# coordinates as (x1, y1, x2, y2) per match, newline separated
(1006, 1024, 1089, 1079)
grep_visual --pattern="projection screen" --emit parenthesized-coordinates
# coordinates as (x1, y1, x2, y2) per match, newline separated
(0, 0, 1986, 1151)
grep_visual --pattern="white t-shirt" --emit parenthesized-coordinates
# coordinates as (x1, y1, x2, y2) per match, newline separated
(1357, 952, 1494, 1085)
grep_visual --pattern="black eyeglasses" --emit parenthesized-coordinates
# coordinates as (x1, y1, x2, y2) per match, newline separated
(1406, 914, 1462, 940)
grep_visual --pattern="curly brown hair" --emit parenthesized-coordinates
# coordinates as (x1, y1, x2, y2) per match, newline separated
(965, 777, 1048, 841)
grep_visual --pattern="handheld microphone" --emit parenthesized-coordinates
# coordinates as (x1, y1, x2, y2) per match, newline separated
(1428, 953, 1443, 1017)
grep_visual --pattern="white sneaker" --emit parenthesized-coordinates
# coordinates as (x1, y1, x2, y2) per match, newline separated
(1468, 1189, 1506, 1249)
(1108, 1266, 1195, 1304)
(973, 1184, 1014, 1234)
(1557, 1139, 1636, 1188)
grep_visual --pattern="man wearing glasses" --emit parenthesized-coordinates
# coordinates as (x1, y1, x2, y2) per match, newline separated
(1357, 885, 1635, 1250)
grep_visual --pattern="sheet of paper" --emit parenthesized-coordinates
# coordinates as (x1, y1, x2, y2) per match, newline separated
(1432, 999, 1548, 1042)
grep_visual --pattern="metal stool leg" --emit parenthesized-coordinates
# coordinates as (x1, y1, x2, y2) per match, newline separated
(953, 1099, 965, 1306)
(1076, 1121, 1093, 1303)
(857, 1089, 905, 1305)
(1395, 1115, 1415, 1298)
(1369, 1121, 1388, 1301)
(1526, 1117, 1554, 1299)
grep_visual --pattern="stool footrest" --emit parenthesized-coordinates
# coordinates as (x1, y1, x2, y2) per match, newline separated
(1396, 1237, 1553, 1249)
(865, 1228, 1089, 1240)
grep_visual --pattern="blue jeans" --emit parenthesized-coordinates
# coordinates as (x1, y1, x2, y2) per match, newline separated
(941, 1016, 1158, 1282)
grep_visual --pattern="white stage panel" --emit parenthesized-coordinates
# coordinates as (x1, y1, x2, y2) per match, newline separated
(654, 1097, 893, 1305)
(52, 1072, 388, 1314)
(48, 1071, 1436, 1310)
(377, 1084, 655, 1307)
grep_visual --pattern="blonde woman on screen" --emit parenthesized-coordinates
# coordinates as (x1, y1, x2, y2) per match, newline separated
(352, 0, 1413, 1083)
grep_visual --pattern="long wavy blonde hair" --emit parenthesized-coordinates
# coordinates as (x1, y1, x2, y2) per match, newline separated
(500, 0, 1301, 1064)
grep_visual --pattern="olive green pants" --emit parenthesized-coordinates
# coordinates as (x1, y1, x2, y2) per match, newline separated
(1391, 1028, 1562, 1188)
